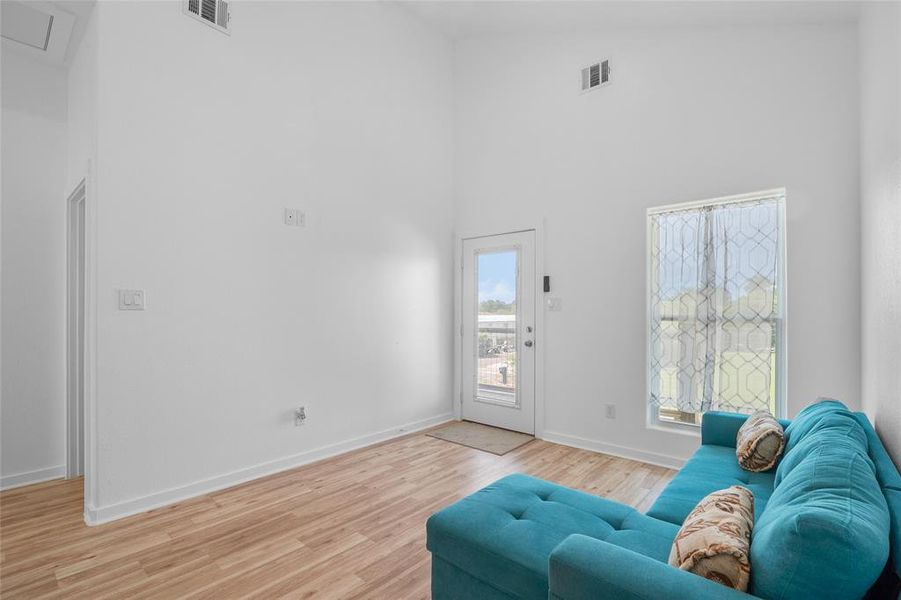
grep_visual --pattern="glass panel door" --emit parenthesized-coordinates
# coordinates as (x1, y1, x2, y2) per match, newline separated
(476, 249, 519, 405)
(461, 231, 536, 434)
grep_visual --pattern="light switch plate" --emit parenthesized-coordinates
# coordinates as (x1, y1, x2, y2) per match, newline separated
(284, 208, 305, 227)
(547, 297, 562, 311)
(118, 289, 145, 311)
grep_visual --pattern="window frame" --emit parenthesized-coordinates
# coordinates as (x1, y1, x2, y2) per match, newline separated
(645, 188, 788, 433)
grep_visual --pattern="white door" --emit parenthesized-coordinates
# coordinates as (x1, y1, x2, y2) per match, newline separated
(461, 231, 536, 434)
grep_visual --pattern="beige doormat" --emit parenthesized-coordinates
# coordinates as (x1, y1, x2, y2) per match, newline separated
(427, 421, 534, 455)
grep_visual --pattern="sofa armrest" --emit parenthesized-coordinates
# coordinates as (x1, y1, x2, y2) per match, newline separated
(549, 535, 755, 600)
(701, 411, 791, 447)
(701, 412, 749, 447)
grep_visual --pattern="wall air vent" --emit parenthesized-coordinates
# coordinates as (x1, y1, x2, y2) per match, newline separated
(183, 0, 230, 35)
(581, 59, 611, 93)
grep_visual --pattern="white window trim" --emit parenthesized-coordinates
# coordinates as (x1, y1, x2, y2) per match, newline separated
(645, 188, 788, 433)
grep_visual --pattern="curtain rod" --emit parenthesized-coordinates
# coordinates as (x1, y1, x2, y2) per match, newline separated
(647, 188, 786, 216)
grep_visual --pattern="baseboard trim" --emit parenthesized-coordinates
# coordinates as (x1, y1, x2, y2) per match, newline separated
(0, 465, 67, 491)
(84, 412, 454, 526)
(540, 431, 686, 470)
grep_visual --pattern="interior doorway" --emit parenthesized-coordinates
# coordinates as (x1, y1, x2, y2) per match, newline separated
(460, 230, 537, 434)
(66, 180, 85, 478)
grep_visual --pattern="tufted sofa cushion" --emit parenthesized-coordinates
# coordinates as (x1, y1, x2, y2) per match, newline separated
(647, 445, 775, 525)
(750, 401, 890, 599)
(426, 473, 679, 600)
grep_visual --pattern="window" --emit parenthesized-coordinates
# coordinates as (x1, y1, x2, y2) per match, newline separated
(647, 190, 786, 428)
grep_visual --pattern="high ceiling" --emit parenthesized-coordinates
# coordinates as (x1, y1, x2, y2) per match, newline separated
(0, 1, 863, 66)
(398, 1, 862, 40)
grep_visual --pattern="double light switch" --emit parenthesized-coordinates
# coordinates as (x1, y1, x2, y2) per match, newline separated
(118, 289, 145, 311)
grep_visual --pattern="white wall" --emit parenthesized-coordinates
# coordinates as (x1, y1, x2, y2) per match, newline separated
(67, 4, 97, 193)
(84, 1, 453, 518)
(2, 2, 878, 514)
(455, 24, 861, 464)
(860, 2, 901, 467)
(0, 51, 69, 488)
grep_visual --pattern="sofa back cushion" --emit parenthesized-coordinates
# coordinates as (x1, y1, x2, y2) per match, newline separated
(750, 403, 890, 599)
(775, 410, 870, 486)
(781, 398, 848, 453)
(851, 413, 901, 579)
(887, 488, 901, 576)
(852, 412, 901, 491)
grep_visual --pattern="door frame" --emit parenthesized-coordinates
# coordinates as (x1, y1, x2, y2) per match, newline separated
(453, 222, 546, 438)
(66, 180, 86, 478)
(65, 162, 98, 524)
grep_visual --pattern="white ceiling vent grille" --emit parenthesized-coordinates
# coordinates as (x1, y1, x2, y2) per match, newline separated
(581, 59, 611, 93)
(184, 0, 230, 35)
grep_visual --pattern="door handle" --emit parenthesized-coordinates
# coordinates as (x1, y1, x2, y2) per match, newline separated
(524, 340, 533, 347)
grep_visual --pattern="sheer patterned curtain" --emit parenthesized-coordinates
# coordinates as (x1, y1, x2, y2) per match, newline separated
(648, 194, 782, 417)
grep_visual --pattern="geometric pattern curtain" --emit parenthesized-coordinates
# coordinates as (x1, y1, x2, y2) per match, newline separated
(648, 196, 781, 415)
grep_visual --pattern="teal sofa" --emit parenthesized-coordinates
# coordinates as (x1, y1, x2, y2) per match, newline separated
(426, 400, 901, 599)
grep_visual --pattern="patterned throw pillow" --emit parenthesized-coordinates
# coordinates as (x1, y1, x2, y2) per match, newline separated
(668, 486, 755, 591)
(736, 410, 785, 472)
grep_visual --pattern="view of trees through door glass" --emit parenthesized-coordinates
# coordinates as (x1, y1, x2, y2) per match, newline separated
(477, 249, 518, 405)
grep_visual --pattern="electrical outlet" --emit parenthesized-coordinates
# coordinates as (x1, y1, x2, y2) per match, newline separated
(605, 403, 616, 419)
(294, 406, 307, 426)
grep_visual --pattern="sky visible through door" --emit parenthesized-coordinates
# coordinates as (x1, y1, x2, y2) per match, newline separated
(478, 250, 516, 305)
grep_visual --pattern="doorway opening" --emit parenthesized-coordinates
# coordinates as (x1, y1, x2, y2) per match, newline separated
(66, 180, 85, 478)
(460, 230, 537, 434)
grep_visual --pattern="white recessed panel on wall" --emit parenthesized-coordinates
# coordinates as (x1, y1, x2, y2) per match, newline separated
(0, 1, 75, 64)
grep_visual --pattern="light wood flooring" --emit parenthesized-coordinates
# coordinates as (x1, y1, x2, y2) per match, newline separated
(0, 428, 675, 599)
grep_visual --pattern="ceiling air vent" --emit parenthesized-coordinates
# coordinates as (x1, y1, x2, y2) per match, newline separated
(184, 0, 230, 35)
(581, 59, 611, 93)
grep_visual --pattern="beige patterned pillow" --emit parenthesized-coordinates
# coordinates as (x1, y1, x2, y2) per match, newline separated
(668, 486, 754, 591)
(736, 410, 785, 472)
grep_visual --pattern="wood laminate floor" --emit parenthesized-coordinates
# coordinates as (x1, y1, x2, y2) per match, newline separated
(0, 428, 675, 599)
